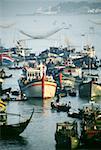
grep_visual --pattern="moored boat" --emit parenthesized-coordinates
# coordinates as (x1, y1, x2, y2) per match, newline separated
(68, 109, 82, 119)
(62, 65, 82, 78)
(55, 121, 79, 149)
(0, 107, 34, 137)
(56, 87, 67, 97)
(8, 66, 22, 70)
(79, 79, 101, 98)
(68, 88, 77, 97)
(80, 102, 101, 146)
(18, 62, 57, 99)
(51, 101, 71, 112)
(0, 69, 12, 79)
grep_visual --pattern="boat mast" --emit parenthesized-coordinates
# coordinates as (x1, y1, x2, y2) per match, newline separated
(42, 65, 45, 99)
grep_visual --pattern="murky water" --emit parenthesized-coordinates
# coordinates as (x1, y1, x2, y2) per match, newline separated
(0, 65, 101, 150)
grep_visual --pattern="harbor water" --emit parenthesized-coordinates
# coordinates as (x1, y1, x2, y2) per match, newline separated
(1, 65, 101, 150)
(0, 5, 101, 150)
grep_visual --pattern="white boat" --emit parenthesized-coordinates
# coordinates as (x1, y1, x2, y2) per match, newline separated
(18, 63, 57, 99)
(34, 6, 57, 15)
(62, 59, 82, 78)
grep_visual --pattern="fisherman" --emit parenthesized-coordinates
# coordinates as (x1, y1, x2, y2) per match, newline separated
(51, 101, 54, 109)
(20, 90, 24, 99)
(6, 92, 10, 101)
(16, 59, 19, 66)
(0, 69, 6, 78)
(68, 101, 71, 109)
(56, 94, 60, 103)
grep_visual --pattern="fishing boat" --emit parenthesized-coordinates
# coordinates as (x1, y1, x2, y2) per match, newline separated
(1, 87, 12, 95)
(1, 93, 27, 101)
(68, 109, 82, 119)
(18, 62, 57, 98)
(56, 87, 67, 97)
(55, 121, 79, 149)
(79, 78, 101, 98)
(68, 88, 77, 97)
(8, 65, 22, 70)
(80, 102, 101, 146)
(51, 101, 71, 112)
(62, 65, 82, 78)
(0, 109, 34, 137)
(0, 69, 12, 79)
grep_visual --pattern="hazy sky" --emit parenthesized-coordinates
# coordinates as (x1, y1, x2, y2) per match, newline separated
(0, 0, 100, 17)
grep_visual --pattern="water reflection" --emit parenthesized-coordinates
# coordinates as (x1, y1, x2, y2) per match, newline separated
(0, 136, 28, 149)
(92, 96, 101, 104)
(27, 98, 53, 107)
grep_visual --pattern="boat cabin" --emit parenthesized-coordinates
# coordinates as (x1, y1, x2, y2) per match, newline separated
(56, 121, 78, 136)
(23, 63, 47, 81)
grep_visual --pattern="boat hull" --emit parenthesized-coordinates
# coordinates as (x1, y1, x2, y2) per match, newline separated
(81, 130, 101, 146)
(79, 81, 101, 98)
(55, 121, 79, 149)
(19, 80, 56, 98)
(55, 134, 79, 149)
(0, 119, 30, 137)
(0, 109, 34, 137)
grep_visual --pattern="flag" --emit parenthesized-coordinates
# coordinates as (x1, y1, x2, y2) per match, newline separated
(0, 54, 14, 65)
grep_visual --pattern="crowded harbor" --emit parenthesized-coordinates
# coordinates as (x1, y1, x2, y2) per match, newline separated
(0, 1, 101, 150)
(0, 39, 101, 149)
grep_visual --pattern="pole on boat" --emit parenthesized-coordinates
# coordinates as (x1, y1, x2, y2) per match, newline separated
(42, 65, 45, 99)
(59, 72, 62, 89)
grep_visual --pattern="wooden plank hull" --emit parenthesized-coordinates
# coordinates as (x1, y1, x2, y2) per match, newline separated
(0, 109, 34, 137)
(0, 119, 30, 137)
(19, 79, 56, 98)
(79, 81, 101, 98)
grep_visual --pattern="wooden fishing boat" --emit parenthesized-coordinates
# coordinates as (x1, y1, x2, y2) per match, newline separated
(1, 96, 27, 101)
(68, 109, 82, 119)
(0, 69, 12, 79)
(1, 87, 12, 95)
(79, 79, 101, 98)
(80, 102, 101, 146)
(51, 101, 71, 112)
(2, 74, 12, 79)
(62, 65, 82, 78)
(0, 109, 34, 137)
(8, 66, 22, 70)
(68, 88, 77, 97)
(56, 87, 67, 97)
(55, 121, 79, 149)
(18, 63, 57, 98)
(1, 90, 27, 101)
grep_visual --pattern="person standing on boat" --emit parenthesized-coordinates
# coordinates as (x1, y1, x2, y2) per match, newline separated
(56, 94, 60, 103)
(6, 92, 10, 101)
(68, 101, 71, 109)
(0, 69, 6, 78)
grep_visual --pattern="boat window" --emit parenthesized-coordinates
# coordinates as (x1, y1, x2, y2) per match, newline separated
(68, 70, 71, 72)
(67, 126, 73, 130)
